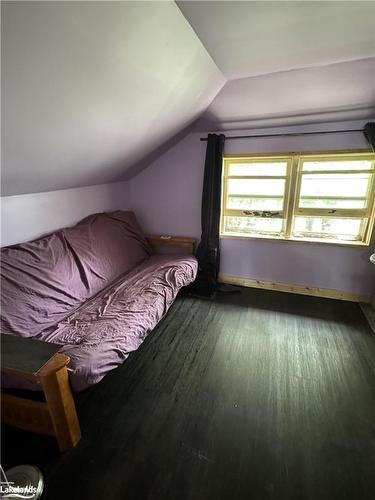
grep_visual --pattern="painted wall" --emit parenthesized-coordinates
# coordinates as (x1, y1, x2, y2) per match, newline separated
(1, 181, 130, 247)
(130, 119, 375, 297)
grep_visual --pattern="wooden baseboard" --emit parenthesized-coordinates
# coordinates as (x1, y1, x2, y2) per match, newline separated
(218, 274, 370, 303)
(360, 303, 375, 333)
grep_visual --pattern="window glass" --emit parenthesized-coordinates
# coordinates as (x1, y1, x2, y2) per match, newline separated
(293, 217, 363, 240)
(227, 196, 284, 211)
(224, 216, 283, 235)
(228, 162, 287, 176)
(302, 160, 373, 172)
(298, 198, 366, 209)
(227, 178, 286, 196)
(299, 173, 370, 198)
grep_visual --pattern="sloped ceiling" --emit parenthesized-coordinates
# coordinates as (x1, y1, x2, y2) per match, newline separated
(1, 1, 225, 196)
(179, 0, 375, 130)
(177, 1, 375, 79)
(196, 58, 375, 130)
(2, 1, 375, 196)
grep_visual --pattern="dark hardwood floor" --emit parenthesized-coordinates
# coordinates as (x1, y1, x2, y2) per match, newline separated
(2, 288, 375, 500)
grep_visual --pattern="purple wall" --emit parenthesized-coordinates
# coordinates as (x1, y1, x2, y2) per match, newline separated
(220, 239, 372, 294)
(131, 133, 206, 238)
(1, 181, 131, 247)
(130, 120, 375, 297)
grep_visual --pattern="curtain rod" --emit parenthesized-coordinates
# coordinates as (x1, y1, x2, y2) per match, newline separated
(199, 129, 363, 141)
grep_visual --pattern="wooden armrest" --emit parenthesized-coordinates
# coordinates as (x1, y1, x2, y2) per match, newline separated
(1, 335, 81, 452)
(1, 334, 64, 381)
(146, 235, 196, 255)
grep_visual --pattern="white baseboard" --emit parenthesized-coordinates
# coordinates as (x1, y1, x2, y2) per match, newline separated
(218, 274, 370, 303)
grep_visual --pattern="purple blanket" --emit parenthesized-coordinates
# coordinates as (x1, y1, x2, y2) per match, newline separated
(1, 212, 197, 391)
(1, 212, 152, 337)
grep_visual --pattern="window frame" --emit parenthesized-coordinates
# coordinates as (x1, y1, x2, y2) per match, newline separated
(220, 151, 375, 247)
(221, 155, 293, 237)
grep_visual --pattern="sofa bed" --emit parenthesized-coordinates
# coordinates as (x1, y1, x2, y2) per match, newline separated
(1, 210, 197, 391)
(1, 211, 197, 449)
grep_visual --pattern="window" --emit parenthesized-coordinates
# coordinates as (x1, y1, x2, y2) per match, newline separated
(221, 152, 375, 245)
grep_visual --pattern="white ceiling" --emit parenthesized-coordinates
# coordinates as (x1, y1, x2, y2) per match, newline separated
(196, 58, 375, 130)
(1, 1, 224, 196)
(177, 1, 375, 79)
(2, 1, 375, 197)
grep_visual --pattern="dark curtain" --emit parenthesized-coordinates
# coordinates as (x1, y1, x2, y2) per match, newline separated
(188, 133, 225, 297)
(364, 122, 375, 151)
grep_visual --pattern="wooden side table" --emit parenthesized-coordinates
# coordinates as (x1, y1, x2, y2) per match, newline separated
(1, 335, 81, 452)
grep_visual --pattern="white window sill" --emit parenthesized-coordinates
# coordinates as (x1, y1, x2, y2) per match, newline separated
(220, 232, 371, 248)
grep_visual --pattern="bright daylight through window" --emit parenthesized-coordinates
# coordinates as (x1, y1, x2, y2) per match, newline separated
(221, 153, 375, 245)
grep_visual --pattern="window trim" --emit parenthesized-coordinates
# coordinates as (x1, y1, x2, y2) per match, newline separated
(221, 150, 375, 247)
(221, 155, 293, 237)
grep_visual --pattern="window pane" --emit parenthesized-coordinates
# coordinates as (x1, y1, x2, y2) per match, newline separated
(299, 173, 371, 198)
(299, 197, 367, 209)
(293, 217, 363, 240)
(228, 162, 287, 176)
(227, 196, 284, 210)
(227, 178, 285, 196)
(224, 216, 283, 235)
(302, 160, 373, 172)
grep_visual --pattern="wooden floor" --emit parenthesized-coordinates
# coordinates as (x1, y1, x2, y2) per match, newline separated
(2, 288, 375, 500)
